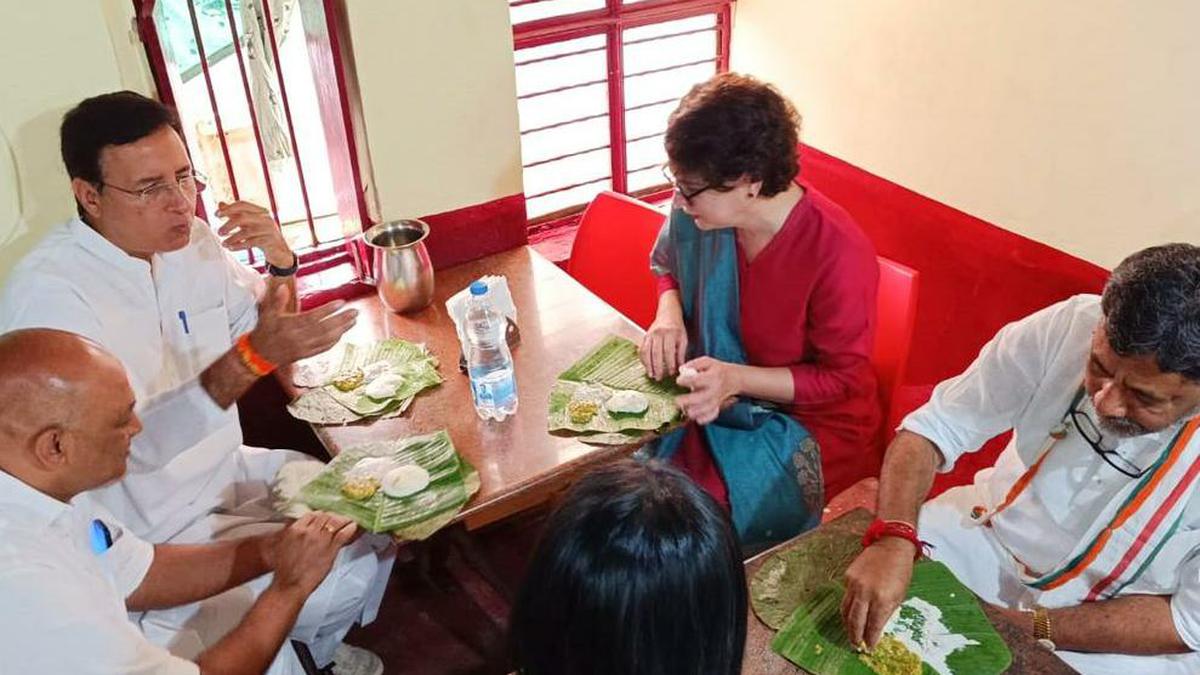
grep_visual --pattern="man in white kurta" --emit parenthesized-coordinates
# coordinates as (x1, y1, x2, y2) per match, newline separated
(842, 244, 1200, 674)
(0, 328, 363, 675)
(0, 91, 391, 674)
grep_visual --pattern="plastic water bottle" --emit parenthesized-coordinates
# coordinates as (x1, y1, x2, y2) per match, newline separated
(464, 281, 518, 421)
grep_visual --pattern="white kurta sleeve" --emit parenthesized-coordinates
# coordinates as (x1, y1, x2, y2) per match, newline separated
(221, 245, 266, 337)
(900, 297, 1087, 472)
(0, 566, 199, 675)
(1170, 551, 1200, 651)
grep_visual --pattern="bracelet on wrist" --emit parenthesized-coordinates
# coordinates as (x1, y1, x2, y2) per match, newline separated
(235, 333, 277, 377)
(862, 518, 931, 560)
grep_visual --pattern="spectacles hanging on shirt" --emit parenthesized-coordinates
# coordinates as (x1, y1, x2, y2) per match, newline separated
(99, 170, 207, 206)
(1068, 395, 1148, 478)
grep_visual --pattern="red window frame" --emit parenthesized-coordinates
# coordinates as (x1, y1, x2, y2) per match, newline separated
(513, 0, 734, 228)
(132, 0, 372, 283)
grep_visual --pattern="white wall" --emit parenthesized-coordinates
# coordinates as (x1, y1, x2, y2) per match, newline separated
(343, 2, 523, 221)
(733, 0, 1200, 267)
(0, 0, 153, 282)
(0, 1, 526, 285)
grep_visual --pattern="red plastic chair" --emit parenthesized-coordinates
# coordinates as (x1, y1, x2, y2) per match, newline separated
(566, 191, 666, 329)
(872, 256, 920, 450)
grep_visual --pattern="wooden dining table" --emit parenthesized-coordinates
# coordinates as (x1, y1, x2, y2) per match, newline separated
(741, 500, 1076, 674)
(282, 245, 648, 530)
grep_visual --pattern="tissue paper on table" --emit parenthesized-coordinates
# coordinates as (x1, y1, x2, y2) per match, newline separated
(445, 275, 518, 345)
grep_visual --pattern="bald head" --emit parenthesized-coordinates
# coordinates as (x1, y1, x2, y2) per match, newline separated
(0, 329, 140, 501)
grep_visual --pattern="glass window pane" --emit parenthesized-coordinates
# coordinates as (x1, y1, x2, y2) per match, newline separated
(624, 61, 716, 108)
(521, 115, 611, 167)
(515, 46, 607, 98)
(527, 179, 612, 219)
(623, 14, 716, 42)
(523, 148, 610, 199)
(626, 133, 665, 175)
(510, 0, 605, 26)
(627, 165, 670, 193)
(624, 99, 676, 141)
(624, 30, 717, 75)
(517, 81, 609, 131)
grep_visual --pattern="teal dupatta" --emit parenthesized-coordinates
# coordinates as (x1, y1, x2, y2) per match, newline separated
(648, 208, 823, 547)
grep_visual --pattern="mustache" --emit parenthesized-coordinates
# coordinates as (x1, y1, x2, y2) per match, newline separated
(1098, 415, 1150, 438)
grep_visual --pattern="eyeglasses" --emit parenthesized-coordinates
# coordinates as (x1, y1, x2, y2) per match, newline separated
(99, 171, 206, 205)
(1069, 403, 1148, 478)
(661, 165, 718, 204)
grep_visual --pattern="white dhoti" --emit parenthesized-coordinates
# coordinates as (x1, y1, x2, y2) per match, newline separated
(922, 485, 1200, 675)
(135, 447, 396, 673)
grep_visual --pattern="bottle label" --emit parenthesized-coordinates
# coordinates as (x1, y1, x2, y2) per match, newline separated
(471, 370, 516, 409)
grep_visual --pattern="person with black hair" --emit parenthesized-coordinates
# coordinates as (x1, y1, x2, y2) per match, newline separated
(641, 73, 880, 548)
(0, 91, 388, 675)
(843, 244, 1200, 674)
(510, 459, 747, 675)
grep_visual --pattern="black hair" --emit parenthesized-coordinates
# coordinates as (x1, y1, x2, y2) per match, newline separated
(510, 459, 747, 675)
(665, 72, 800, 197)
(60, 91, 181, 216)
(1102, 243, 1200, 381)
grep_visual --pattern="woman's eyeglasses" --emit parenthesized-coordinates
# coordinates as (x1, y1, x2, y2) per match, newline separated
(660, 165, 715, 204)
(1069, 402, 1148, 478)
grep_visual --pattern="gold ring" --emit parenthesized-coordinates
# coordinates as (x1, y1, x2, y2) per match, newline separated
(323, 524, 337, 533)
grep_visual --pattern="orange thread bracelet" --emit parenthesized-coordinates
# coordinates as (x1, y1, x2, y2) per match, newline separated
(235, 334, 276, 377)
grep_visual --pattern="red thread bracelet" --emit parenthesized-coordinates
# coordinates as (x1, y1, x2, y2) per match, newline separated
(862, 518, 929, 560)
(235, 334, 276, 377)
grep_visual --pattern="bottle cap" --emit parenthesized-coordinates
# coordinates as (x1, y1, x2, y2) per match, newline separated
(469, 281, 488, 296)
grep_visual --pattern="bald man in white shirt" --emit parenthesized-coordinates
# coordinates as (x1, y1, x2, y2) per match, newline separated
(0, 91, 388, 674)
(0, 328, 364, 675)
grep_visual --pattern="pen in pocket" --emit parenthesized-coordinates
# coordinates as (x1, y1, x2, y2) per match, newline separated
(178, 310, 190, 335)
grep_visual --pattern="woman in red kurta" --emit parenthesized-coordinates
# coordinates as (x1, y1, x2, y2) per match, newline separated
(642, 74, 880, 525)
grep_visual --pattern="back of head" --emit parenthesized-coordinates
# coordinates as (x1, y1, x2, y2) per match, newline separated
(510, 459, 747, 675)
(1102, 243, 1200, 381)
(60, 91, 180, 217)
(665, 72, 800, 197)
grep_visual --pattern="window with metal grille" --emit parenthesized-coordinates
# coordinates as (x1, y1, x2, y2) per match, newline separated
(134, 0, 367, 274)
(511, 0, 733, 224)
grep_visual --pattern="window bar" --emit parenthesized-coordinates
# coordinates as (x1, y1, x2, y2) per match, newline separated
(625, 57, 716, 80)
(622, 25, 716, 48)
(521, 110, 610, 136)
(522, 143, 611, 169)
(223, 0, 280, 225)
(518, 77, 609, 101)
(515, 43, 607, 68)
(625, 95, 681, 113)
(185, 0, 250, 261)
(526, 175, 611, 201)
(624, 130, 665, 145)
(717, 5, 732, 72)
(605, 10, 628, 194)
(259, 0, 319, 246)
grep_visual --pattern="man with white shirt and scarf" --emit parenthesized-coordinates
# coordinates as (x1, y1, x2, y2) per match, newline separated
(843, 243, 1200, 674)
(0, 92, 389, 675)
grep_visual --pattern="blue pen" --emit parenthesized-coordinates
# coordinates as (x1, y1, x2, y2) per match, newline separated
(89, 519, 113, 554)
(178, 310, 190, 335)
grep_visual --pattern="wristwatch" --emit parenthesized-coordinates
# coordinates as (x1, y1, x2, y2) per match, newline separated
(1031, 606, 1055, 651)
(266, 252, 299, 277)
